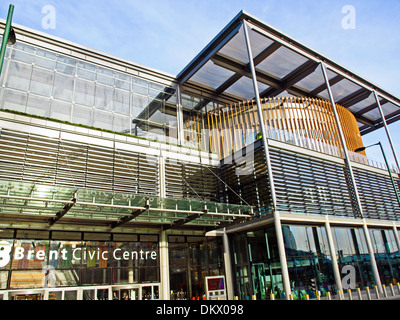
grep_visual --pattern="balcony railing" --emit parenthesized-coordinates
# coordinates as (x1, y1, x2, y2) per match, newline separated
(183, 96, 398, 174)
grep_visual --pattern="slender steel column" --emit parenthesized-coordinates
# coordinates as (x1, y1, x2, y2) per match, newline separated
(373, 90, 400, 173)
(324, 216, 344, 299)
(321, 63, 364, 218)
(160, 230, 170, 300)
(392, 222, 400, 256)
(362, 220, 383, 292)
(243, 21, 291, 300)
(321, 62, 382, 292)
(176, 85, 184, 146)
(222, 228, 234, 300)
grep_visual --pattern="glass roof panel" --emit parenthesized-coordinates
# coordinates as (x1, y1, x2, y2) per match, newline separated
(362, 108, 380, 121)
(381, 102, 400, 116)
(218, 26, 250, 64)
(189, 60, 236, 89)
(247, 28, 275, 58)
(256, 46, 308, 79)
(225, 76, 269, 100)
(347, 92, 375, 113)
(329, 78, 362, 102)
(294, 67, 336, 92)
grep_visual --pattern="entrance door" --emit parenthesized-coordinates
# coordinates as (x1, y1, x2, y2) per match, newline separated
(252, 263, 267, 300)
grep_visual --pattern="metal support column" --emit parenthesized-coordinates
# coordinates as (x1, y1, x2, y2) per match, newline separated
(324, 216, 344, 299)
(393, 222, 400, 256)
(176, 85, 184, 146)
(223, 228, 234, 300)
(243, 21, 291, 300)
(362, 220, 383, 292)
(160, 230, 170, 300)
(321, 62, 383, 293)
(373, 90, 400, 173)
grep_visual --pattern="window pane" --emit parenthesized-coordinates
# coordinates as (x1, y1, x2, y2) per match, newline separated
(26, 94, 50, 117)
(1, 89, 27, 112)
(50, 100, 72, 122)
(30, 68, 54, 96)
(6, 61, 32, 91)
(113, 89, 130, 115)
(74, 78, 95, 106)
(73, 105, 93, 126)
(93, 110, 113, 130)
(113, 114, 131, 133)
(95, 84, 113, 111)
(53, 73, 74, 102)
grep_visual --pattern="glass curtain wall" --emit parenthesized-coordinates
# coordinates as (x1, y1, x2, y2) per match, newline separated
(231, 227, 283, 300)
(282, 225, 336, 299)
(0, 238, 160, 290)
(168, 236, 224, 300)
(369, 229, 400, 285)
(331, 227, 374, 289)
(0, 41, 177, 143)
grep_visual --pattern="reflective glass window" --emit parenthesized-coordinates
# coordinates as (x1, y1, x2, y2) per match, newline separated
(6, 61, 32, 91)
(1, 89, 27, 112)
(74, 78, 95, 106)
(50, 100, 72, 122)
(26, 94, 51, 117)
(30, 68, 54, 97)
(53, 73, 74, 102)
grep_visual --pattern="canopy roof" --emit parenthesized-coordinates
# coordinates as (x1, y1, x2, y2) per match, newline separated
(0, 180, 252, 231)
(177, 11, 400, 135)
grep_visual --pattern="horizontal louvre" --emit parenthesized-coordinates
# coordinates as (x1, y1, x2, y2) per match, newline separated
(0, 129, 159, 196)
(270, 148, 354, 217)
(353, 168, 400, 220)
(165, 159, 218, 202)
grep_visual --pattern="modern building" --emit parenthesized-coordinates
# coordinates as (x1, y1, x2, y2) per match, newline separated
(0, 10, 399, 300)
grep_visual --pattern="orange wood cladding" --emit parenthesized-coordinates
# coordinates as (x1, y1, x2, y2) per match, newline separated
(184, 97, 365, 159)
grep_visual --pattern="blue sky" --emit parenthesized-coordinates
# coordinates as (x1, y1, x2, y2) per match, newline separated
(1, 0, 399, 168)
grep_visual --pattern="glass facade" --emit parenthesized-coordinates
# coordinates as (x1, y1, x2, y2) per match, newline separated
(231, 227, 283, 300)
(331, 227, 374, 289)
(283, 225, 336, 299)
(168, 235, 224, 300)
(0, 41, 178, 143)
(0, 236, 160, 290)
(369, 229, 400, 285)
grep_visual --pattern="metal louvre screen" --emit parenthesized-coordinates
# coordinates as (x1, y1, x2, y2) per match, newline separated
(269, 148, 355, 217)
(218, 145, 273, 216)
(164, 159, 218, 202)
(353, 168, 400, 220)
(0, 129, 159, 196)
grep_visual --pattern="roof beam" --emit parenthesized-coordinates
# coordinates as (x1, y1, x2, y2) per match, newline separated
(110, 199, 149, 229)
(354, 98, 388, 117)
(260, 60, 319, 98)
(178, 22, 243, 85)
(193, 42, 281, 110)
(360, 113, 400, 135)
(309, 74, 344, 96)
(337, 88, 371, 108)
(162, 205, 208, 230)
(49, 197, 76, 226)
(212, 53, 281, 89)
